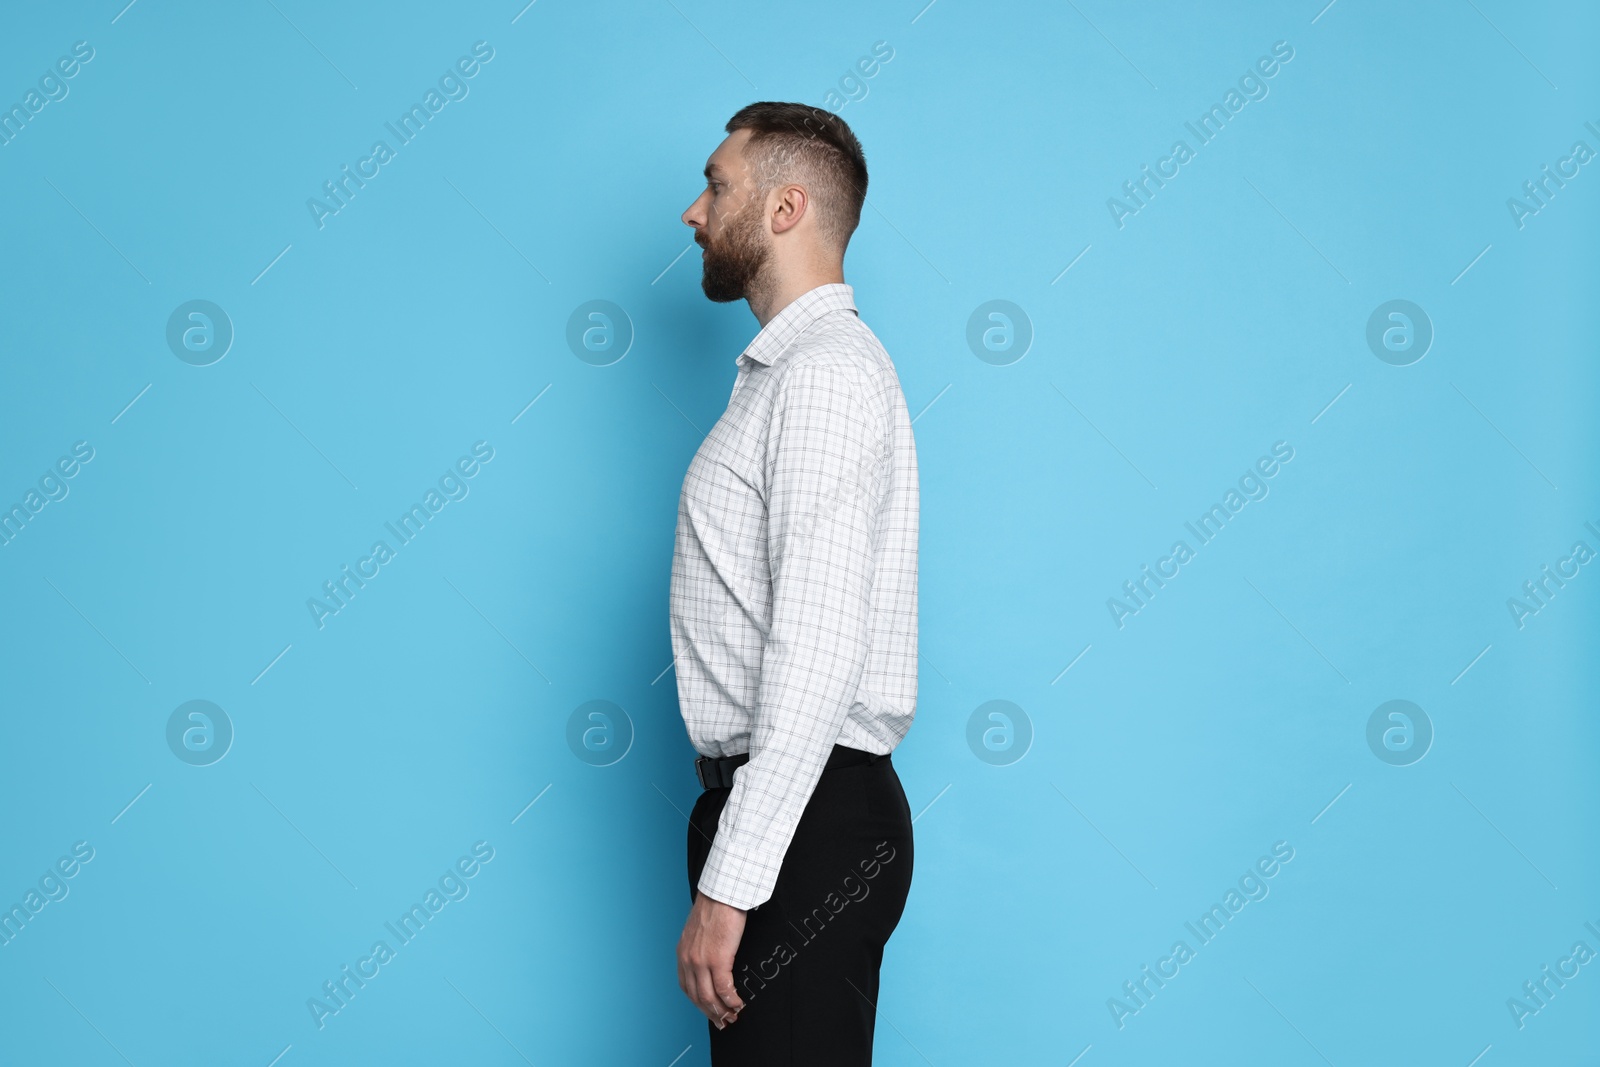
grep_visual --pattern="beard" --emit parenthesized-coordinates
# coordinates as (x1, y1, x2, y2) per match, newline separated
(698, 201, 770, 303)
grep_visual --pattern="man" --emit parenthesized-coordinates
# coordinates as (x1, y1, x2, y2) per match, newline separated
(669, 102, 920, 1064)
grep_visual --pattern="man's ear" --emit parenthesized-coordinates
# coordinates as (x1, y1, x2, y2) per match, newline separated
(770, 183, 808, 235)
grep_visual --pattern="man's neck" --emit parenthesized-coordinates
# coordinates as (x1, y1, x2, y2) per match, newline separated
(747, 265, 846, 328)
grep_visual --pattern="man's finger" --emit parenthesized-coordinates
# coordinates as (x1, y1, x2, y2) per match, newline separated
(691, 963, 721, 1024)
(680, 957, 719, 1025)
(692, 963, 735, 1027)
(679, 950, 720, 1023)
(712, 967, 745, 1016)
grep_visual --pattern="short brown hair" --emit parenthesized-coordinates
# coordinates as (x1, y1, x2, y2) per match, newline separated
(724, 102, 868, 254)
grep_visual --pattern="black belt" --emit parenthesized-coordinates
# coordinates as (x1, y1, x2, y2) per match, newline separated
(694, 744, 889, 790)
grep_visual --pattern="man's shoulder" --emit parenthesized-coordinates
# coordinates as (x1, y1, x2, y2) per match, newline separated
(781, 310, 897, 396)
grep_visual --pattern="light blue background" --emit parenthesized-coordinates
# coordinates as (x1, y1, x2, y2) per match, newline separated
(1, 1, 1597, 1064)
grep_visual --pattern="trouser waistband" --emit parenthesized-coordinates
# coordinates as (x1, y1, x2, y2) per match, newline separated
(695, 743, 890, 790)
(824, 744, 891, 771)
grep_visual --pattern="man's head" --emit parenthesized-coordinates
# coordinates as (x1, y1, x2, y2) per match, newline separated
(682, 102, 868, 304)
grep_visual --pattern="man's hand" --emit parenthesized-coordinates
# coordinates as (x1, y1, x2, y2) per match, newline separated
(676, 890, 748, 1028)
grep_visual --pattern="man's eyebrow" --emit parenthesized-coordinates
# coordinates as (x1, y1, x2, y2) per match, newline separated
(704, 163, 724, 180)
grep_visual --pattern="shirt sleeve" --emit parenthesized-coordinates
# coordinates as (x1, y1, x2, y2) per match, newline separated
(695, 361, 888, 910)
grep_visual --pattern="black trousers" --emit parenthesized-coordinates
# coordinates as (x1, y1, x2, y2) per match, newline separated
(686, 745, 915, 1066)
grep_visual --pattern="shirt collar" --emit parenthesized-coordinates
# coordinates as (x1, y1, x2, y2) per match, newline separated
(736, 283, 858, 368)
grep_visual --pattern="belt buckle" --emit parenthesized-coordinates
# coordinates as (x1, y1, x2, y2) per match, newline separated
(694, 755, 714, 790)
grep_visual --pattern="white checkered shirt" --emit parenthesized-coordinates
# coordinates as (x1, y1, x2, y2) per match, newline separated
(669, 282, 919, 910)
